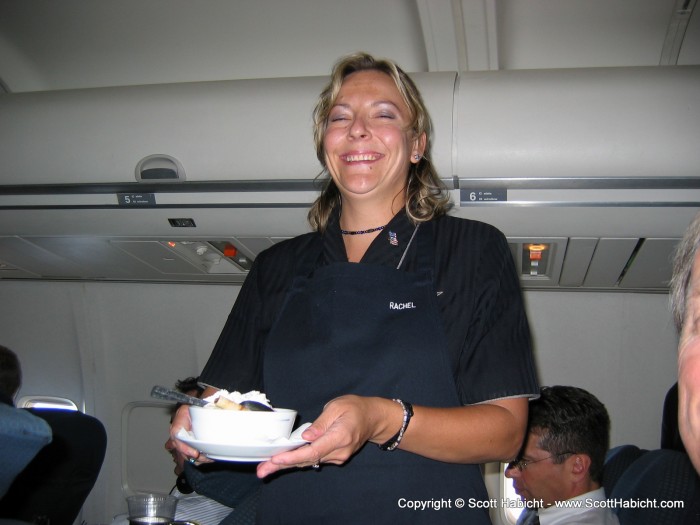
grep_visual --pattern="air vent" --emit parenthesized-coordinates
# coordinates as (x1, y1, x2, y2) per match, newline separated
(168, 218, 196, 228)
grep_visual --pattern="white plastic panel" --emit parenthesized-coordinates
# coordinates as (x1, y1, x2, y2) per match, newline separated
(559, 238, 598, 287)
(618, 238, 680, 289)
(0, 72, 456, 186)
(454, 66, 700, 180)
(1, 77, 325, 185)
(122, 402, 176, 495)
(584, 238, 639, 288)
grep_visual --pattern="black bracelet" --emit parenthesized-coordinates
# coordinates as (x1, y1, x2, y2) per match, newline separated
(378, 399, 413, 451)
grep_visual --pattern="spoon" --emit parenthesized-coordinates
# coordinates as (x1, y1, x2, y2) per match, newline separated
(237, 400, 275, 412)
(150, 385, 274, 412)
(151, 385, 208, 407)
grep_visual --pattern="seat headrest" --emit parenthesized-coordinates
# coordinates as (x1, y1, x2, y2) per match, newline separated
(603, 444, 647, 496)
(610, 448, 700, 525)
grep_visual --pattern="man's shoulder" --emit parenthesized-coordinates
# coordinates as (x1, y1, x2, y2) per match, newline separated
(540, 489, 619, 525)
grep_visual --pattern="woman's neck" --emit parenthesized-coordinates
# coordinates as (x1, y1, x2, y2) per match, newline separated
(339, 197, 403, 233)
(339, 199, 403, 263)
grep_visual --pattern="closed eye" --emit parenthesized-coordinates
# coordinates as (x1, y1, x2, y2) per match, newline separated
(329, 115, 349, 122)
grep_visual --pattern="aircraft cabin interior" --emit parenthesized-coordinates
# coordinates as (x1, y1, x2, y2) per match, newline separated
(1, 1, 699, 524)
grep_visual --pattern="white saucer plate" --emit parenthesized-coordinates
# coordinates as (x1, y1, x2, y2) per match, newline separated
(177, 423, 310, 462)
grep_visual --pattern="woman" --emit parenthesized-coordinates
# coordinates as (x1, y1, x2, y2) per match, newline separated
(172, 52, 539, 523)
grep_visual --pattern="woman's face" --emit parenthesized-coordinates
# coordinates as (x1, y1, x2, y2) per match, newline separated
(323, 70, 424, 207)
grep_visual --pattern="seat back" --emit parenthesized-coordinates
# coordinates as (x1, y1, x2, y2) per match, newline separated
(609, 448, 700, 525)
(0, 409, 107, 525)
(0, 404, 52, 498)
(661, 383, 687, 453)
(602, 444, 647, 496)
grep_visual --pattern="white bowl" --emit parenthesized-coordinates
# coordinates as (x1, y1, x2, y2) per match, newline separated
(189, 405, 297, 444)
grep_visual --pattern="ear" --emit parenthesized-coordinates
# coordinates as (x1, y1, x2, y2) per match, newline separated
(411, 132, 427, 164)
(569, 453, 592, 482)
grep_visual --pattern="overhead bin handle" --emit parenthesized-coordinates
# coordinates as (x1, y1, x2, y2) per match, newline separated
(136, 154, 185, 182)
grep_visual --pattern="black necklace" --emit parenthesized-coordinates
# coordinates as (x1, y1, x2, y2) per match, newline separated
(340, 224, 387, 235)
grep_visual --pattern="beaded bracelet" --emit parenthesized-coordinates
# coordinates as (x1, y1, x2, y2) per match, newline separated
(378, 399, 413, 451)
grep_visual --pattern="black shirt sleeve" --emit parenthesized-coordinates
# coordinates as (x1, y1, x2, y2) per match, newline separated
(199, 255, 266, 392)
(433, 216, 539, 404)
(199, 233, 321, 392)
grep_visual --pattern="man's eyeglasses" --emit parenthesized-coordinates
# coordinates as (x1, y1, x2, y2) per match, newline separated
(507, 451, 574, 471)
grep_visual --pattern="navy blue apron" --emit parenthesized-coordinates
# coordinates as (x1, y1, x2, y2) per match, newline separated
(260, 223, 491, 524)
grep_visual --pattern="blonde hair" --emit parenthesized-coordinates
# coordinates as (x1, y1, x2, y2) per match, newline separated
(308, 52, 451, 232)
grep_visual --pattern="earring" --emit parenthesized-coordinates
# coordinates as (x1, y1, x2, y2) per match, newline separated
(414, 154, 421, 161)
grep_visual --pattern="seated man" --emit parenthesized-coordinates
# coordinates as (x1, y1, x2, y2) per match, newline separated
(505, 385, 619, 525)
(2, 408, 107, 525)
(0, 344, 52, 499)
(670, 211, 700, 473)
(0, 344, 106, 525)
(0, 344, 22, 408)
(0, 404, 52, 499)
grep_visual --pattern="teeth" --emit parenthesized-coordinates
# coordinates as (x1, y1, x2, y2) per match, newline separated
(344, 154, 379, 162)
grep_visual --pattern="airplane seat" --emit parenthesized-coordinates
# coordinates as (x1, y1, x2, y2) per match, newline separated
(660, 382, 687, 453)
(0, 409, 107, 525)
(607, 448, 700, 525)
(601, 444, 647, 496)
(0, 404, 52, 499)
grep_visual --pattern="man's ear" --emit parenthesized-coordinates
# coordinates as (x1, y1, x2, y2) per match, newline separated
(569, 453, 592, 481)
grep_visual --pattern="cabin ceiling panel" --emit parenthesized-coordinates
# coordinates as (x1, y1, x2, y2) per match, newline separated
(496, 0, 683, 69)
(679, 2, 700, 64)
(1, 0, 698, 94)
(0, 0, 428, 93)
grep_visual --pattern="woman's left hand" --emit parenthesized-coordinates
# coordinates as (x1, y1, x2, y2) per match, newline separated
(256, 395, 394, 478)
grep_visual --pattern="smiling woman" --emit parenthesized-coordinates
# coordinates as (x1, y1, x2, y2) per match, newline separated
(169, 52, 538, 525)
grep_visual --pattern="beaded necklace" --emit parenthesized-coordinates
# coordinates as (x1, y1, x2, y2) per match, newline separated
(340, 225, 387, 235)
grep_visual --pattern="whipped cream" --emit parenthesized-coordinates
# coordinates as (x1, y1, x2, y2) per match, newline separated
(203, 389, 272, 408)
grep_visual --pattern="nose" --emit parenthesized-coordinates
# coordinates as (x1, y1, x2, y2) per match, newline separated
(505, 464, 520, 479)
(348, 115, 370, 139)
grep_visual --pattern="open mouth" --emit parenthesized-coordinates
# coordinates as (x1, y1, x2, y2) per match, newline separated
(341, 153, 383, 162)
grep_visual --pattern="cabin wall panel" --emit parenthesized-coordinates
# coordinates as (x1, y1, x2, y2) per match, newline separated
(84, 281, 238, 518)
(0, 280, 238, 522)
(0, 281, 85, 405)
(524, 290, 678, 449)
